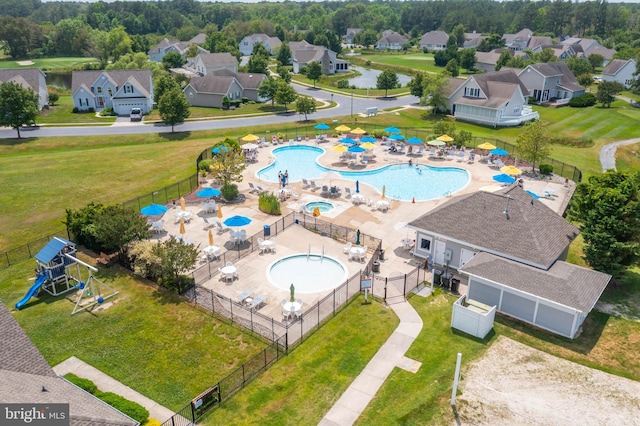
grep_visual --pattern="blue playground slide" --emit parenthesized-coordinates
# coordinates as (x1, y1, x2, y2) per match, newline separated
(15, 275, 47, 310)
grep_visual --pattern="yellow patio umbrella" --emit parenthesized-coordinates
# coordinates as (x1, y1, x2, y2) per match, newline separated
(500, 165, 523, 175)
(208, 229, 214, 246)
(313, 206, 321, 217)
(217, 205, 223, 219)
(351, 127, 367, 135)
(381, 185, 386, 200)
(241, 133, 260, 142)
(360, 142, 376, 150)
(179, 196, 186, 211)
(437, 134, 454, 142)
(335, 124, 351, 133)
(332, 144, 348, 152)
(179, 218, 186, 235)
(477, 142, 497, 150)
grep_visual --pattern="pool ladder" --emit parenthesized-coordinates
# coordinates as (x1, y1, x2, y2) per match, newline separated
(307, 245, 325, 261)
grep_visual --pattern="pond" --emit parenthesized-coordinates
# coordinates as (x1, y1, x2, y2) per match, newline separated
(347, 65, 412, 89)
(46, 71, 72, 90)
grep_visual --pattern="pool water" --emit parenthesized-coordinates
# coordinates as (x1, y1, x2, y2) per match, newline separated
(268, 254, 348, 293)
(257, 145, 470, 201)
(305, 201, 334, 213)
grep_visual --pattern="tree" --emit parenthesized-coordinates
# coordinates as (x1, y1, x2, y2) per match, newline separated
(251, 42, 270, 58)
(209, 139, 246, 187)
(445, 59, 460, 77)
(277, 66, 292, 83)
(408, 72, 425, 98)
(453, 24, 466, 48)
(0, 16, 40, 58)
(153, 236, 198, 294)
(495, 50, 512, 71)
(275, 81, 298, 112)
(477, 34, 505, 52)
(355, 29, 378, 49)
(0, 81, 39, 139)
(459, 49, 477, 72)
(276, 42, 291, 65)
(596, 81, 625, 107)
(514, 120, 551, 172)
(258, 77, 279, 106)
(162, 51, 185, 69)
(567, 170, 640, 277)
(247, 53, 268, 74)
(93, 204, 151, 259)
(588, 54, 605, 71)
(566, 56, 592, 78)
(106, 26, 132, 62)
(422, 72, 450, 113)
(158, 86, 190, 132)
(154, 75, 181, 105)
(296, 96, 316, 121)
(48, 93, 59, 106)
(306, 61, 322, 88)
(377, 69, 399, 97)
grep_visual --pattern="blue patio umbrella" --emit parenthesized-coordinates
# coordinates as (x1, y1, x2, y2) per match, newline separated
(314, 123, 330, 130)
(356, 180, 360, 193)
(348, 145, 366, 153)
(140, 203, 168, 216)
(490, 147, 509, 156)
(339, 137, 357, 145)
(212, 145, 229, 154)
(492, 173, 516, 184)
(406, 136, 423, 145)
(526, 190, 540, 199)
(384, 126, 400, 134)
(196, 187, 222, 198)
(361, 136, 376, 143)
(223, 215, 252, 227)
(390, 134, 405, 141)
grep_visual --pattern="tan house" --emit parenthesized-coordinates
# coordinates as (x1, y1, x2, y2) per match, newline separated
(0, 68, 49, 110)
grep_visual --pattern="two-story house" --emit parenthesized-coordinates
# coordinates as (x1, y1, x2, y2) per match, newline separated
(419, 31, 449, 51)
(0, 68, 49, 110)
(239, 34, 282, 56)
(148, 33, 208, 63)
(602, 59, 636, 88)
(375, 31, 409, 51)
(191, 53, 239, 76)
(291, 44, 348, 75)
(518, 62, 585, 104)
(445, 69, 538, 127)
(71, 70, 154, 115)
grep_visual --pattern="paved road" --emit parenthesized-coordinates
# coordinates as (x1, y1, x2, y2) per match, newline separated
(599, 138, 640, 172)
(0, 84, 417, 139)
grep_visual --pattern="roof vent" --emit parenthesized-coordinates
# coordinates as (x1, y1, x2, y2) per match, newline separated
(503, 195, 511, 219)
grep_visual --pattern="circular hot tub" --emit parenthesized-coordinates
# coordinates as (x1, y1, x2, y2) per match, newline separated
(267, 254, 348, 293)
(304, 201, 335, 214)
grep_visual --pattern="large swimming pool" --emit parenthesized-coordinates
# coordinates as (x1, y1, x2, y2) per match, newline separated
(256, 145, 470, 201)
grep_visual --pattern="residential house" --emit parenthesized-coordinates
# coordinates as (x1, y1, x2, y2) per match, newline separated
(475, 50, 503, 73)
(0, 301, 139, 426)
(71, 70, 154, 115)
(518, 62, 585, 103)
(191, 52, 239, 76)
(239, 33, 282, 56)
(408, 186, 611, 339)
(419, 30, 449, 51)
(213, 69, 268, 102)
(560, 37, 616, 66)
(183, 73, 244, 108)
(148, 33, 208, 63)
(529, 43, 576, 61)
(375, 31, 409, 51)
(345, 28, 362, 45)
(527, 35, 552, 51)
(463, 32, 485, 49)
(445, 69, 539, 127)
(503, 28, 532, 51)
(602, 58, 637, 89)
(0, 68, 48, 110)
(291, 44, 348, 75)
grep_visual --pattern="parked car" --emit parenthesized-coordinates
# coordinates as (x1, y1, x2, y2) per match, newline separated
(130, 107, 143, 121)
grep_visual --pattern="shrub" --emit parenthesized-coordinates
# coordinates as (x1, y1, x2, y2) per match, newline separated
(88, 107, 95, 113)
(72, 107, 79, 113)
(242, 97, 249, 104)
(100, 107, 114, 117)
(365, 60, 371, 66)
(198, 159, 213, 172)
(222, 96, 230, 109)
(569, 93, 596, 107)
(230, 99, 241, 108)
(539, 164, 553, 175)
(64, 373, 98, 395)
(337, 80, 350, 88)
(258, 192, 281, 215)
(159, 275, 194, 295)
(222, 183, 239, 201)
(97, 392, 149, 424)
(144, 419, 162, 426)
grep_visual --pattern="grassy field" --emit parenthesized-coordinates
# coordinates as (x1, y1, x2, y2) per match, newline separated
(353, 51, 442, 74)
(0, 257, 266, 411)
(39, 91, 117, 125)
(0, 57, 99, 70)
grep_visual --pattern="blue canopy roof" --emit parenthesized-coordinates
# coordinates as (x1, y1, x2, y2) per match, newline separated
(35, 237, 75, 264)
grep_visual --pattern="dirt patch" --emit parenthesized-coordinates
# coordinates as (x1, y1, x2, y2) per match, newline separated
(17, 60, 35, 66)
(456, 336, 640, 425)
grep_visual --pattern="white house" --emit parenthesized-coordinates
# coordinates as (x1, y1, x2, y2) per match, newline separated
(602, 59, 637, 89)
(0, 68, 48, 110)
(518, 62, 585, 104)
(408, 186, 611, 339)
(239, 34, 282, 56)
(445, 69, 538, 127)
(375, 31, 408, 51)
(345, 28, 362, 45)
(148, 33, 208, 63)
(191, 52, 239, 76)
(502, 28, 532, 51)
(71, 70, 154, 115)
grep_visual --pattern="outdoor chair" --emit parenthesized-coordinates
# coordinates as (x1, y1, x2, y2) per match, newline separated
(216, 221, 230, 234)
(344, 187, 352, 198)
(248, 182, 258, 193)
(257, 237, 265, 253)
(249, 295, 266, 311)
(203, 217, 216, 230)
(343, 242, 352, 254)
(456, 151, 465, 162)
(361, 155, 369, 165)
(302, 179, 310, 189)
(321, 185, 330, 196)
(310, 181, 320, 191)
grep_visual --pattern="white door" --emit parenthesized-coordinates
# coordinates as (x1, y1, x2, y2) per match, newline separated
(460, 248, 476, 268)
(434, 240, 446, 265)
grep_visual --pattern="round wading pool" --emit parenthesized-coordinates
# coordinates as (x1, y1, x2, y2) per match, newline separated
(267, 254, 348, 293)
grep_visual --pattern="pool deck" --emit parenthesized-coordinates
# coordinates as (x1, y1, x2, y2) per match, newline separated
(156, 138, 573, 321)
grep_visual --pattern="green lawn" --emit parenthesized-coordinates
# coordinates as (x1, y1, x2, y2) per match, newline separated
(0, 57, 99, 70)
(354, 51, 442, 74)
(0, 257, 266, 411)
(39, 93, 116, 125)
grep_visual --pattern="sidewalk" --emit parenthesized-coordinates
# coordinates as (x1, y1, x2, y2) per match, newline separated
(319, 299, 424, 426)
(53, 356, 175, 422)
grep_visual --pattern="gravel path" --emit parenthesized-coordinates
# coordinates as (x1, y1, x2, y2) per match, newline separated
(599, 138, 640, 172)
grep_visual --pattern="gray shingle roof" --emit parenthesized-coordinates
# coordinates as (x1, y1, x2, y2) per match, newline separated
(188, 74, 237, 94)
(234, 72, 266, 90)
(460, 252, 611, 312)
(377, 31, 409, 45)
(603, 59, 635, 76)
(475, 51, 502, 66)
(71, 70, 152, 96)
(197, 52, 238, 68)
(408, 186, 579, 269)
(294, 48, 325, 64)
(527, 62, 584, 92)
(420, 30, 449, 46)
(0, 68, 44, 93)
(527, 36, 552, 50)
(472, 69, 529, 97)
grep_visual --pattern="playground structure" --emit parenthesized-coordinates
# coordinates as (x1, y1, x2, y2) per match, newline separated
(15, 237, 119, 314)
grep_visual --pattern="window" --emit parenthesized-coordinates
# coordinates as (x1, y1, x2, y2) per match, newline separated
(464, 87, 480, 97)
(97, 87, 102, 94)
(124, 85, 133, 94)
(420, 238, 431, 251)
(108, 88, 113, 96)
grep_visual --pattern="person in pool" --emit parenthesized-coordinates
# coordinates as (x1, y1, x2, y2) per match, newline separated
(408, 159, 413, 166)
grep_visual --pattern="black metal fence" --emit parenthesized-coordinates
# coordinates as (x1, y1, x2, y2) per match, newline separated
(0, 229, 68, 269)
(121, 174, 199, 213)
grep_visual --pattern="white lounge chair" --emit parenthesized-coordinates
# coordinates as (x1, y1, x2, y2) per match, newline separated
(248, 182, 258, 193)
(216, 221, 230, 234)
(344, 187, 352, 198)
(249, 295, 266, 311)
(302, 179, 311, 189)
(309, 181, 320, 191)
(257, 237, 265, 253)
(343, 241, 352, 254)
(361, 155, 369, 165)
(456, 151, 465, 162)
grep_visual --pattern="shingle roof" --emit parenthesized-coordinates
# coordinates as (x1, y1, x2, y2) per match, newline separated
(527, 62, 584, 92)
(294, 48, 325, 64)
(603, 59, 635, 76)
(460, 252, 610, 312)
(189, 33, 207, 44)
(187, 74, 237, 94)
(527, 36, 552, 50)
(471, 69, 529, 99)
(71, 70, 152, 96)
(234, 72, 266, 90)
(408, 186, 579, 269)
(377, 31, 409, 45)
(456, 81, 520, 109)
(475, 51, 502, 66)
(197, 52, 238, 68)
(420, 30, 449, 46)
(443, 77, 466, 97)
(289, 40, 313, 51)
(0, 68, 44, 93)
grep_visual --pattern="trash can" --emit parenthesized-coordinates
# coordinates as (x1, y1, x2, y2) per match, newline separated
(263, 225, 271, 237)
(451, 278, 460, 294)
(372, 261, 380, 273)
(378, 249, 385, 261)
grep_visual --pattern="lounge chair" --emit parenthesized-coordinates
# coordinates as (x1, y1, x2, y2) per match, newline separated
(309, 181, 320, 191)
(215, 221, 230, 234)
(321, 185, 330, 196)
(255, 183, 268, 193)
(446, 150, 455, 161)
(302, 179, 311, 189)
(343, 241, 352, 254)
(456, 151, 465, 162)
(257, 237, 265, 253)
(249, 295, 266, 311)
(467, 153, 475, 164)
(361, 155, 369, 165)
(344, 187, 352, 198)
(203, 217, 216, 230)
(248, 182, 258, 193)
